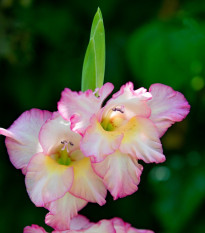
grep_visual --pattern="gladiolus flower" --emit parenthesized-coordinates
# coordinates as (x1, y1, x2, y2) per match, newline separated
(0, 109, 107, 231)
(24, 224, 47, 233)
(24, 215, 154, 233)
(58, 82, 190, 199)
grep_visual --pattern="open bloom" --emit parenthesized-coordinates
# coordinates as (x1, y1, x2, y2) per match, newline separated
(24, 215, 154, 233)
(0, 109, 106, 231)
(58, 82, 190, 199)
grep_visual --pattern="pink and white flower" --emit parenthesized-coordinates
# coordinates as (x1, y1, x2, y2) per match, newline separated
(0, 109, 107, 231)
(24, 224, 47, 233)
(24, 215, 154, 233)
(58, 82, 190, 199)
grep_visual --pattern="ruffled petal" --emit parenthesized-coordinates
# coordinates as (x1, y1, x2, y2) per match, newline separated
(80, 116, 123, 162)
(83, 220, 115, 233)
(119, 117, 165, 163)
(93, 152, 143, 200)
(98, 82, 114, 102)
(112, 217, 131, 232)
(58, 83, 114, 135)
(0, 109, 52, 171)
(70, 215, 93, 230)
(23, 225, 47, 233)
(45, 193, 87, 231)
(25, 153, 74, 207)
(39, 113, 81, 155)
(103, 82, 151, 120)
(70, 156, 107, 205)
(65, 219, 115, 233)
(112, 218, 154, 233)
(148, 83, 190, 137)
(128, 228, 154, 233)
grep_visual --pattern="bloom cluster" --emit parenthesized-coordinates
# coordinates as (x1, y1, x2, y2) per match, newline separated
(0, 82, 189, 232)
(24, 215, 154, 233)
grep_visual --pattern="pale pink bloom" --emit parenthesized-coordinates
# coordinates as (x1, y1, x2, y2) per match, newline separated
(24, 224, 47, 233)
(24, 215, 154, 233)
(0, 109, 107, 231)
(58, 82, 190, 199)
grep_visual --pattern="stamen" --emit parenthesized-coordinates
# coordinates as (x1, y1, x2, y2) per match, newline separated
(61, 140, 74, 152)
(112, 106, 124, 114)
(61, 140, 68, 144)
(61, 140, 69, 152)
(69, 141, 74, 146)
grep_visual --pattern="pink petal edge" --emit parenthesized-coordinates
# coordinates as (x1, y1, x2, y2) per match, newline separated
(25, 153, 74, 207)
(92, 152, 143, 200)
(24, 225, 47, 233)
(148, 83, 190, 137)
(80, 115, 123, 162)
(0, 109, 52, 171)
(45, 192, 87, 231)
(57, 83, 114, 135)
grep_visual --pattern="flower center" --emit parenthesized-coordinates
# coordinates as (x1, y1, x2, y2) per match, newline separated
(57, 148, 72, 166)
(52, 140, 74, 166)
(101, 106, 126, 131)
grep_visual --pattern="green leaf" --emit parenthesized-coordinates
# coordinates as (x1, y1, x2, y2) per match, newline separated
(81, 8, 105, 92)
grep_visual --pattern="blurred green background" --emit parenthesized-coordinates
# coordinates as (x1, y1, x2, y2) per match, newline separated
(0, 0, 205, 232)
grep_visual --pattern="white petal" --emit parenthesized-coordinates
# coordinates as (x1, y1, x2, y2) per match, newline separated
(45, 193, 87, 231)
(119, 117, 165, 163)
(103, 82, 151, 120)
(70, 157, 107, 205)
(0, 109, 52, 171)
(93, 152, 143, 200)
(81, 115, 123, 162)
(65, 219, 115, 233)
(39, 113, 81, 155)
(70, 215, 93, 230)
(25, 153, 73, 206)
(58, 83, 114, 135)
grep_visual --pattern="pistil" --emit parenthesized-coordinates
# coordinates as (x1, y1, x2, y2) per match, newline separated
(57, 148, 71, 166)
(54, 140, 74, 166)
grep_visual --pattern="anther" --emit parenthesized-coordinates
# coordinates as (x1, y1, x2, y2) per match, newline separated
(61, 140, 69, 152)
(61, 140, 68, 144)
(61, 140, 74, 152)
(69, 141, 74, 146)
(112, 106, 124, 114)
